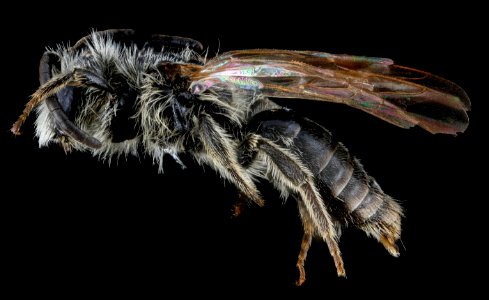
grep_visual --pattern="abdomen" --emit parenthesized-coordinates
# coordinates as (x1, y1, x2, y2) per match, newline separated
(247, 108, 403, 256)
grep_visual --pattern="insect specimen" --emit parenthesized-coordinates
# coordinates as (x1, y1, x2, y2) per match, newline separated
(12, 29, 470, 285)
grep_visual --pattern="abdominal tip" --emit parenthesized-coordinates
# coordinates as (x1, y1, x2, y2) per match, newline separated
(390, 248, 400, 257)
(381, 235, 400, 257)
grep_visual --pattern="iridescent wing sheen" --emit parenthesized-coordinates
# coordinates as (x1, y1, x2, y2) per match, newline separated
(189, 50, 470, 135)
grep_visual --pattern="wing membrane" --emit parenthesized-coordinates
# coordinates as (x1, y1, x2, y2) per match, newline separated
(190, 50, 470, 134)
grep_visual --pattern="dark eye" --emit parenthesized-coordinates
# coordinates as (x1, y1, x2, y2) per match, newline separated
(56, 86, 78, 118)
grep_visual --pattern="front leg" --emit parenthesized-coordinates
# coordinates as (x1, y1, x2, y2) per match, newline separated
(239, 133, 346, 284)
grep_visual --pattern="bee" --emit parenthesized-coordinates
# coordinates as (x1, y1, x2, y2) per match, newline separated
(12, 29, 470, 285)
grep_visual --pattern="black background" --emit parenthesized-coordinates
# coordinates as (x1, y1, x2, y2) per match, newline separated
(2, 2, 485, 297)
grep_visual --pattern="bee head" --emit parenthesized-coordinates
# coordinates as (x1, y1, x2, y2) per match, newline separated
(28, 50, 143, 155)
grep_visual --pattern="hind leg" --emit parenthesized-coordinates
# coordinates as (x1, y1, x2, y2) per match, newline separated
(295, 198, 314, 286)
(239, 133, 345, 283)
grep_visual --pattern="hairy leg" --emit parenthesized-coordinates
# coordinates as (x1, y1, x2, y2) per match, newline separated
(295, 198, 314, 286)
(195, 114, 263, 207)
(240, 134, 345, 282)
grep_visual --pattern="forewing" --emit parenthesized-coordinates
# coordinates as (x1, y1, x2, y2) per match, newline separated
(190, 50, 470, 135)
